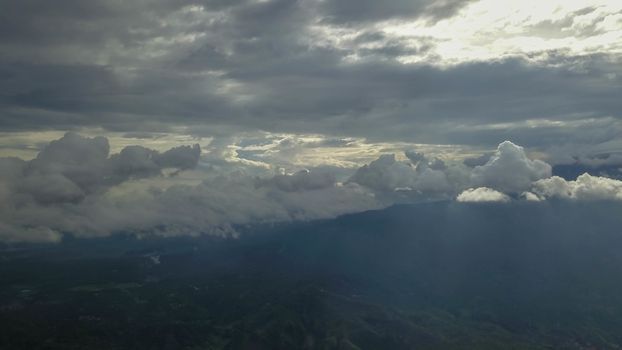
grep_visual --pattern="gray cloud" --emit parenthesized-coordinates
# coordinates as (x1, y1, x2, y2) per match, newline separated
(348, 140, 557, 198)
(0, 133, 381, 242)
(319, 0, 475, 24)
(4, 132, 200, 205)
(463, 153, 492, 167)
(348, 154, 417, 192)
(0, 0, 620, 151)
(2, 2, 622, 245)
(347, 148, 466, 197)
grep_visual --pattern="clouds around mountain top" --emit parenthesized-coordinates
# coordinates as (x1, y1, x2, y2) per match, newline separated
(348, 139, 622, 204)
(0, 133, 380, 243)
(2, 134, 622, 243)
(347, 140, 550, 196)
(7, 132, 201, 203)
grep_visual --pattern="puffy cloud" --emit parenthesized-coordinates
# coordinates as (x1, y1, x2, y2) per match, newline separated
(405, 150, 427, 165)
(0, 133, 203, 241)
(470, 141, 552, 193)
(349, 149, 471, 197)
(456, 187, 510, 203)
(107, 146, 163, 182)
(406, 149, 446, 172)
(427, 158, 447, 171)
(532, 173, 622, 201)
(26, 132, 110, 193)
(460, 147, 622, 202)
(413, 168, 451, 193)
(107, 144, 201, 183)
(32, 132, 110, 167)
(4, 135, 622, 244)
(7, 132, 202, 204)
(521, 191, 542, 202)
(347, 154, 417, 192)
(154, 144, 202, 170)
(0, 133, 381, 242)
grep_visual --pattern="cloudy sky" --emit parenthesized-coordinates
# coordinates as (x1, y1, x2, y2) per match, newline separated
(1, 0, 622, 242)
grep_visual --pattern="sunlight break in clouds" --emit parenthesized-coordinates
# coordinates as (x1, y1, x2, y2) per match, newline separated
(382, 0, 622, 64)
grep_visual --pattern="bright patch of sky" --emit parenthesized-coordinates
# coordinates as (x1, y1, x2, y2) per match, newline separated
(316, 0, 622, 65)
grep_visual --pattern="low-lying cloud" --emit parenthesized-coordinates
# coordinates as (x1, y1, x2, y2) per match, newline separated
(0, 133, 380, 243)
(348, 139, 622, 204)
(5, 132, 201, 204)
(2, 134, 622, 243)
(456, 187, 510, 203)
(532, 174, 622, 201)
(470, 141, 552, 193)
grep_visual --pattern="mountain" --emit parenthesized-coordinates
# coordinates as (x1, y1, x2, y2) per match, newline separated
(2, 200, 622, 349)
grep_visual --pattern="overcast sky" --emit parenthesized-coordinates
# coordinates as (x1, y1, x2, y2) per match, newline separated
(2, 0, 621, 152)
(1, 0, 622, 242)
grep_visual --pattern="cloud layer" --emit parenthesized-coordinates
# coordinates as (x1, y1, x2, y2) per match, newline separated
(2, 137, 622, 243)
(0, 0, 620, 149)
(0, 133, 381, 242)
(1, 1, 621, 245)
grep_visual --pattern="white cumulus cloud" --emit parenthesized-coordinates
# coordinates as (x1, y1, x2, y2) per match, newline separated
(457, 187, 511, 203)
(532, 173, 622, 201)
(470, 141, 552, 193)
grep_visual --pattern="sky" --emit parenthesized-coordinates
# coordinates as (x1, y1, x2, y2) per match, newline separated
(1, 0, 622, 242)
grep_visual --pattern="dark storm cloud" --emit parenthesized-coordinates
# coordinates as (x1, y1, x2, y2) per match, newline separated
(0, 0, 621, 149)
